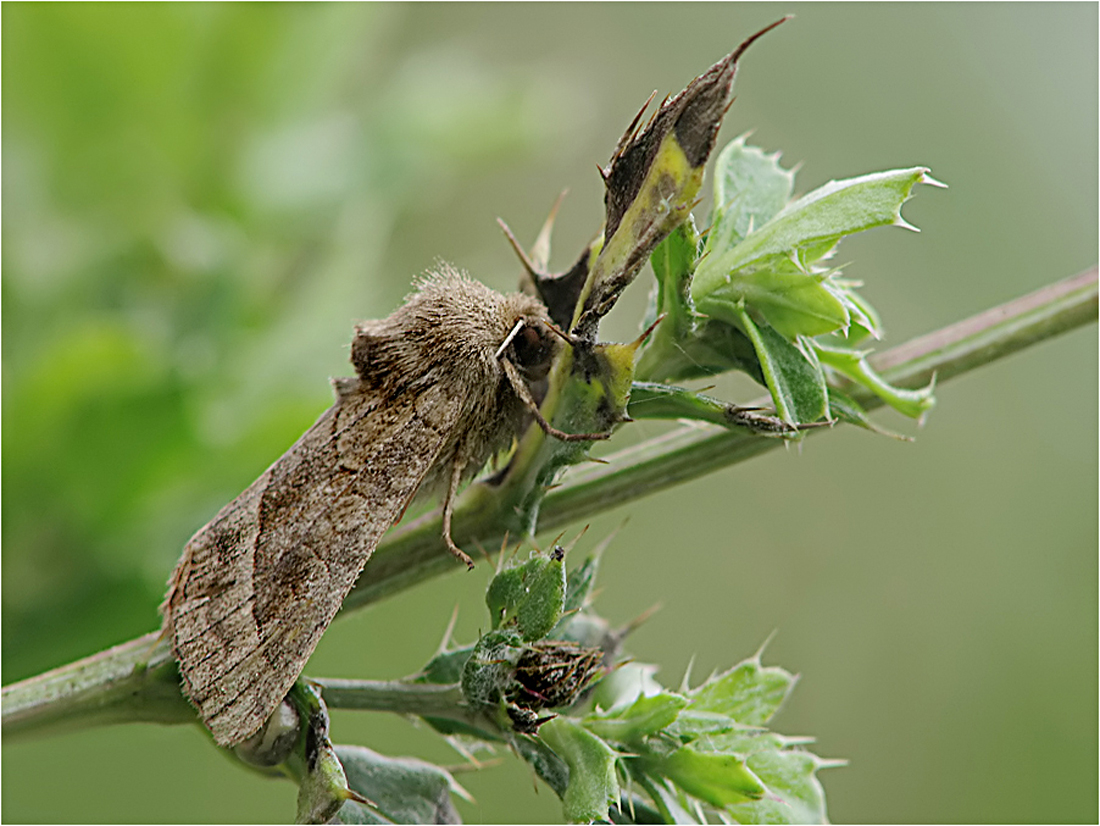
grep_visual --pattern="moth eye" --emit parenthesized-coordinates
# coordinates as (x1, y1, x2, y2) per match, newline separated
(511, 323, 555, 381)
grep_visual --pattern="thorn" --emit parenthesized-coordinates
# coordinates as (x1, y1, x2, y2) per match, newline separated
(497, 218, 543, 280)
(344, 788, 377, 809)
(435, 603, 461, 655)
(728, 16, 791, 67)
(588, 521, 626, 563)
(532, 190, 568, 270)
(920, 170, 948, 188)
(680, 654, 697, 692)
(755, 628, 779, 661)
(614, 89, 658, 156)
(629, 313, 667, 352)
(561, 525, 590, 555)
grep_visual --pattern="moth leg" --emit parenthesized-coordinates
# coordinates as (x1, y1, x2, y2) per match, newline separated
(500, 358, 612, 443)
(442, 459, 475, 570)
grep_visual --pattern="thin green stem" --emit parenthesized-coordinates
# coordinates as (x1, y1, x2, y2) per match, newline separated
(314, 678, 480, 726)
(2, 267, 1095, 740)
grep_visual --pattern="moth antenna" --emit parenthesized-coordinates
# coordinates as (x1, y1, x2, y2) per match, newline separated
(500, 358, 612, 443)
(442, 461, 475, 570)
(544, 319, 578, 347)
(494, 319, 527, 360)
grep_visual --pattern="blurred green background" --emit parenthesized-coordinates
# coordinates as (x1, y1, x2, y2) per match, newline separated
(3, 4, 1096, 823)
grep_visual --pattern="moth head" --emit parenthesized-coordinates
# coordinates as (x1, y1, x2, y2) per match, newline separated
(495, 314, 567, 382)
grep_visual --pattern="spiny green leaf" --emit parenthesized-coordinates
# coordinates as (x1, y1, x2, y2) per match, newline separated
(539, 716, 621, 823)
(484, 548, 567, 641)
(590, 662, 665, 713)
(513, 735, 570, 798)
(815, 341, 936, 419)
(726, 307, 829, 424)
(416, 645, 475, 686)
(689, 656, 796, 727)
(561, 554, 600, 616)
(827, 387, 913, 441)
(334, 745, 463, 825)
(694, 167, 941, 298)
(642, 746, 766, 807)
(726, 749, 835, 825)
(698, 263, 851, 340)
(709, 135, 795, 252)
(583, 692, 690, 744)
(648, 218, 699, 333)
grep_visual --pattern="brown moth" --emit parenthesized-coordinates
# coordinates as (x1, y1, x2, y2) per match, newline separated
(161, 266, 608, 747)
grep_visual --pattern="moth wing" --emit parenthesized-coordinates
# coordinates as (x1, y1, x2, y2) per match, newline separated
(165, 379, 463, 746)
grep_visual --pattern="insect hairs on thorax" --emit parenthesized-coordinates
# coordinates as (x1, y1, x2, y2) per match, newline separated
(348, 267, 559, 491)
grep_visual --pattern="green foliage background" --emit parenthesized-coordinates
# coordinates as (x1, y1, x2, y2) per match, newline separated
(3, 4, 1096, 822)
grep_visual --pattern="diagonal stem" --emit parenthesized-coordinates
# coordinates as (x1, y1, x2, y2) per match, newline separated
(2, 266, 1095, 740)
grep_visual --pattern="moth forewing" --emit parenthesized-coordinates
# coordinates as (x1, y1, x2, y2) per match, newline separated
(162, 268, 577, 747)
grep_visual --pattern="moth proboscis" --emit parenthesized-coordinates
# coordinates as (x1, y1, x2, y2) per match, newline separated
(161, 266, 614, 747)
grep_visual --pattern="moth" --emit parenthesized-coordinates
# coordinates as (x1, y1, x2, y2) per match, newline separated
(161, 266, 610, 747)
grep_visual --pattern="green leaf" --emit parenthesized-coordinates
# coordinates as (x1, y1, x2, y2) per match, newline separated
(485, 548, 566, 641)
(589, 662, 665, 713)
(698, 263, 851, 341)
(513, 734, 570, 798)
(333, 745, 464, 825)
(827, 277, 883, 344)
(417, 645, 475, 686)
(814, 341, 936, 419)
(583, 692, 690, 745)
(726, 307, 829, 424)
(643, 746, 765, 807)
(561, 554, 600, 616)
(539, 716, 621, 823)
(517, 550, 567, 642)
(694, 167, 941, 298)
(709, 135, 795, 252)
(726, 748, 835, 825)
(827, 388, 913, 441)
(647, 217, 699, 334)
(630, 772, 700, 824)
(635, 315, 762, 384)
(688, 655, 796, 727)
(460, 629, 525, 709)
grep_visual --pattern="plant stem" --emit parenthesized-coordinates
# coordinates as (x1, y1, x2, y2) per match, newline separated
(2, 267, 1095, 740)
(314, 679, 479, 726)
